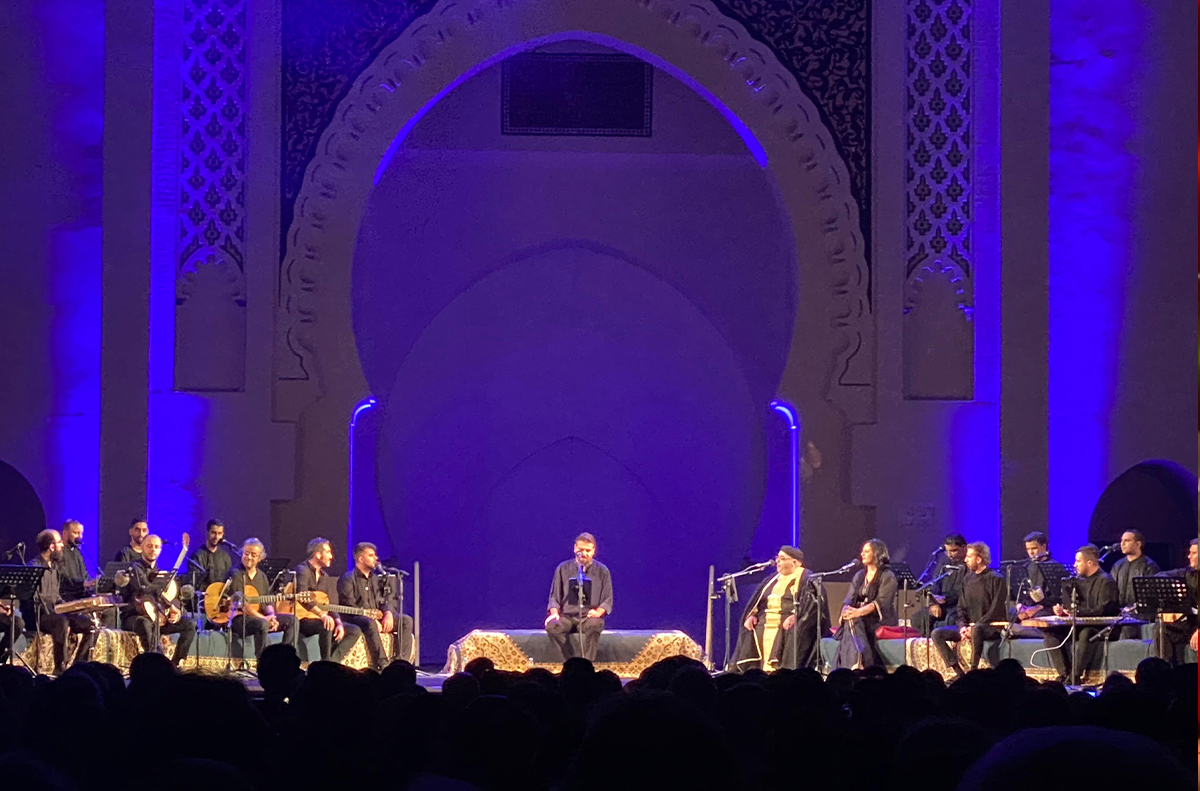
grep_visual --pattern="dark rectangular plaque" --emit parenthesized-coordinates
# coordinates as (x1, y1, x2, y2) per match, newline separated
(502, 52, 652, 137)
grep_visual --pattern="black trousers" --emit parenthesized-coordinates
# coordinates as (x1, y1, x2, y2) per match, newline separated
(0, 612, 24, 663)
(931, 624, 1002, 674)
(229, 614, 296, 661)
(1043, 625, 1103, 681)
(124, 612, 197, 665)
(342, 614, 414, 668)
(1160, 620, 1196, 666)
(290, 617, 361, 663)
(911, 606, 954, 636)
(546, 614, 605, 662)
(36, 611, 98, 671)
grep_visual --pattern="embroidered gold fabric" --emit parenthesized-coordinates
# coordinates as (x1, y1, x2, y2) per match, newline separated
(444, 630, 703, 679)
(903, 637, 1131, 684)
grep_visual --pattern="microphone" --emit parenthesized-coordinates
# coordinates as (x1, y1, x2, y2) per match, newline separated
(220, 539, 240, 550)
(2, 541, 25, 558)
(1099, 542, 1120, 554)
(929, 546, 946, 556)
(833, 559, 860, 574)
(943, 564, 966, 571)
(161, 539, 176, 546)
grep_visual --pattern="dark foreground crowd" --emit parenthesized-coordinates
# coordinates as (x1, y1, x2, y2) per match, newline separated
(0, 648, 1194, 791)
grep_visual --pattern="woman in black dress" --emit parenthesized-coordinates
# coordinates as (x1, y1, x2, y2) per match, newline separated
(832, 538, 898, 669)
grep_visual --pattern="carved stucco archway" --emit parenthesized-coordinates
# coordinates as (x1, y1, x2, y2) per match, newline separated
(274, 0, 875, 559)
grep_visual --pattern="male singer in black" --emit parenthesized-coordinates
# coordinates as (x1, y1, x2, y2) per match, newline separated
(1111, 529, 1160, 639)
(23, 528, 97, 674)
(1155, 538, 1198, 665)
(1042, 544, 1119, 683)
(545, 532, 613, 662)
(227, 538, 295, 666)
(911, 533, 968, 635)
(337, 542, 413, 670)
(57, 520, 89, 601)
(931, 542, 1006, 677)
(293, 538, 361, 663)
(191, 518, 234, 588)
(115, 517, 148, 563)
(1009, 531, 1064, 637)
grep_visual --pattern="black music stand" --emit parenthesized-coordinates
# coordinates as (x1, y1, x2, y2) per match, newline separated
(890, 563, 919, 667)
(1133, 576, 1190, 660)
(0, 565, 47, 670)
(259, 558, 292, 593)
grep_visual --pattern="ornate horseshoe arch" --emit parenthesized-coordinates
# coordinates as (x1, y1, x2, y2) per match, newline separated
(274, 0, 874, 549)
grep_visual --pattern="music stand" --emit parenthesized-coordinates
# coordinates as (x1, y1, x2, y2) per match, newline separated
(259, 558, 292, 592)
(1133, 576, 1190, 660)
(0, 565, 47, 669)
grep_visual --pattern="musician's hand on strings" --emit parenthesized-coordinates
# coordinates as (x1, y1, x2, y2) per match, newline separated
(320, 613, 335, 631)
(782, 614, 796, 631)
(744, 614, 758, 631)
(381, 611, 395, 634)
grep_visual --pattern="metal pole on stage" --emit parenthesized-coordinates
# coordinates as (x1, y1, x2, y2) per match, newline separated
(413, 561, 421, 667)
(704, 565, 715, 671)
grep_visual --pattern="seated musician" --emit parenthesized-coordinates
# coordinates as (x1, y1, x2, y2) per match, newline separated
(21, 529, 98, 674)
(293, 538, 361, 663)
(931, 542, 1006, 678)
(1009, 531, 1062, 637)
(226, 537, 295, 668)
(337, 542, 413, 671)
(912, 533, 968, 635)
(57, 520, 89, 601)
(1041, 544, 1119, 683)
(0, 602, 21, 665)
(121, 534, 197, 665)
(1155, 538, 1198, 666)
(832, 539, 898, 670)
(1111, 529, 1161, 639)
(732, 546, 825, 672)
(115, 517, 148, 563)
(192, 518, 234, 589)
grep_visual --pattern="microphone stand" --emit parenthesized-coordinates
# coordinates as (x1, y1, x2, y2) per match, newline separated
(1068, 584, 1080, 686)
(716, 560, 775, 671)
(912, 569, 956, 669)
(575, 560, 587, 660)
(807, 563, 856, 675)
(917, 549, 942, 584)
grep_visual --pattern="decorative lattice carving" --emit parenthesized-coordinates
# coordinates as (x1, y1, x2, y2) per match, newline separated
(906, 0, 972, 297)
(179, 0, 247, 286)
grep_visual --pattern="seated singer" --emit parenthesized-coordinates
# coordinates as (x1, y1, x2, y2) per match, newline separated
(732, 546, 827, 672)
(24, 528, 97, 674)
(337, 542, 414, 671)
(545, 532, 612, 663)
(931, 541, 1006, 677)
(1041, 544, 1119, 683)
(832, 539, 898, 670)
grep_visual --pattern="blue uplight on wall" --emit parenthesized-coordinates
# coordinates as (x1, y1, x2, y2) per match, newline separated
(769, 399, 800, 547)
(348, 397, 378, 548)
(1048, 0, 1142, 561)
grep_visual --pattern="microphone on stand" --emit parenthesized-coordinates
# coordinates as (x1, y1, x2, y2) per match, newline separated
(220, 539, 240, 551)
(834, 558, 860, 574)
(1099, 542, 1121, 554)
(1, 542, 25, 559)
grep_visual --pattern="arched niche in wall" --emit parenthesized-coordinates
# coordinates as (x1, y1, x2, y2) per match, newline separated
(275, 0, 874, 576)
(0, 461, 46, 561)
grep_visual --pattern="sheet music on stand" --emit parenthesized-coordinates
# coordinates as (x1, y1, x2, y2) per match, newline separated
(0, 564, 47, 601)
(890, 562, 919, 589)
(1133, 576, 1190, 619)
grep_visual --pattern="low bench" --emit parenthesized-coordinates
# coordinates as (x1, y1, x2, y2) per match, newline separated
(444, 629, 703, 678)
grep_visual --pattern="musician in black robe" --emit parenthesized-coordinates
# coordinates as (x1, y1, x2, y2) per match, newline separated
(731, 546, 830, 672)
(57, 520, 89, 601)
(545, 532, 613, 662)
(22, 529, 97, 674)
(226, 538, 295, 666)
(292, 538, 361, 663)
(1111, 529, 1161, 639)
(1008, 531, 1066, 638)
(1041, 544, 1119, 683)
(911, 533, 967, 635)
(114, 517, 148, 563)
(191, 518, 234, 588)
(833, 539, 898, 669)
(121, 534, 197, 665)
(931, 542, 1006, 677)
(1155, 538, 1197, 666)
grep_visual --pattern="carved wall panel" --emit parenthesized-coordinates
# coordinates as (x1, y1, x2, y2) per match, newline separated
(904, 0, 973, 399)
(175, 0, 247, 391)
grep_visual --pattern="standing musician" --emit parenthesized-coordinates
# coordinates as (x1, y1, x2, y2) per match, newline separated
(832, 539, 899, 670)
(732, 546, 827, 672)
(1111, 529, 1161, 639)
(337, 542, 412, 671)
(545, 532, 613, 663)
(1041, 544, 1119, 683)
(191, 518, 234, 588)
(22, 529, 97, 675)
(1009, 531, 1063, 636)
(226, 538, 294, 668)
(115, 517, 149, 563)
(931, 542, 1006, 678)
(121, 534, 197, 665)
(292, 538, 361, 663)
(1155, 538, 1198, 666)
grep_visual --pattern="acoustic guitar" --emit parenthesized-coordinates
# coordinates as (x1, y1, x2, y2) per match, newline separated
(203, 581, 318, 625)
(136, 534, 190, 625)
(274, 584, 383, 620)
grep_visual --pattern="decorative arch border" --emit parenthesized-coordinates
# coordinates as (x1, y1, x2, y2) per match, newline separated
(275, 0, 873, 423)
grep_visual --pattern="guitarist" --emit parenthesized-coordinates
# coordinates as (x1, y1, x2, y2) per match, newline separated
(122, 534, 197, 666)
(293, 538, 361, 663)
(227, 538, 295, 667)
(337, 542, 412, 670)
(23, 528, 97, 674)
